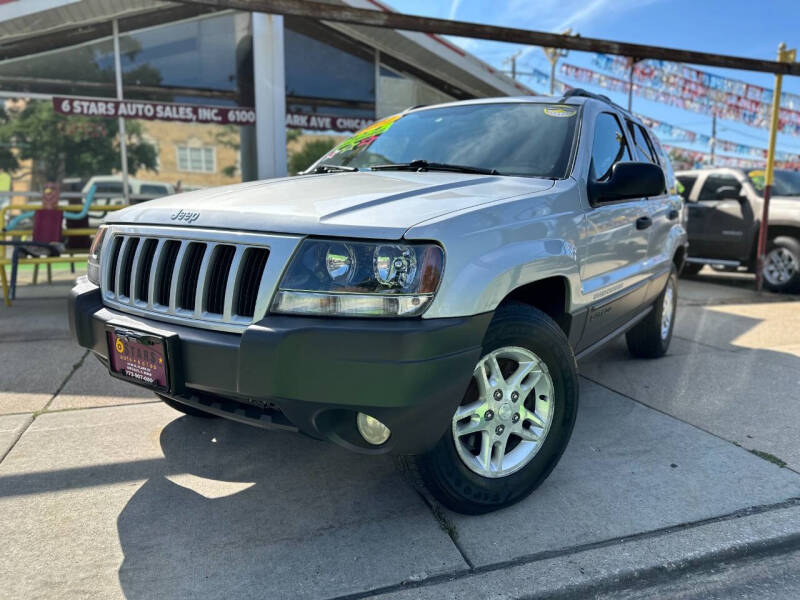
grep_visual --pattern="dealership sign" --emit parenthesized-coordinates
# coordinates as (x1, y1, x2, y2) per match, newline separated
(286, 112, 372, 133)
(53, 96, 256, 125)
(52, 96, 374, 133)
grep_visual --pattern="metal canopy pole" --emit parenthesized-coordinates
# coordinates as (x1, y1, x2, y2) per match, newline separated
(112, 19, 129, 204)
(252, 13, 287, 179)
(173, 0, 800, 76)
(755, 43, 797, 292)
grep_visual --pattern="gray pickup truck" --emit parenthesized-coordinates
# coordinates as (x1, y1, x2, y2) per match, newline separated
(70, 90, 687, 513)
(677, 167, 800, 292)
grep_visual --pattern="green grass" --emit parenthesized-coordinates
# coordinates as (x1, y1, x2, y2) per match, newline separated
(13, 263, 84, 273)
(749, 448, 788, 468)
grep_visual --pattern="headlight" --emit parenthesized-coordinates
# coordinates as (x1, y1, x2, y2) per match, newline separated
(87, 225, 107, 286)
(272, 239, 444, 317)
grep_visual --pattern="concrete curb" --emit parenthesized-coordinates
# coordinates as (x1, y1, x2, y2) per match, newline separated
(342, 500, 800, 600)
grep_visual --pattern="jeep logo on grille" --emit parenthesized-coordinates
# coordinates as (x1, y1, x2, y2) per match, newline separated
(170, 209, 200, 223)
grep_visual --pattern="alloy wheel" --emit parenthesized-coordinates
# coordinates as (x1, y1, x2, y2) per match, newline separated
(451, 346, 554, 478)
(764, 247, 799, 286)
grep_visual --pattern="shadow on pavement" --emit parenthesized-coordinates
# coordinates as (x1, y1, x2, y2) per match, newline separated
(581, 298, 800, 471)
(116, 416, 464, 600)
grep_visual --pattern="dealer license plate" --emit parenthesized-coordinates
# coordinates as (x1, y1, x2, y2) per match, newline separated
(107, 328, 169, 390)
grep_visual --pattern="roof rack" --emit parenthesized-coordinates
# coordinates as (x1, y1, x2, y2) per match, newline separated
(559, 88, 627, 112)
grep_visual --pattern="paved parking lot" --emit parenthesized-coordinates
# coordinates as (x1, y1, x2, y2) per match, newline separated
(1, 269, 799, 599)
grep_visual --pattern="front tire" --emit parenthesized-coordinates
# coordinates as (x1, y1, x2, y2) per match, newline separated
(410, 303, 579, 515)
(762, 236, 800, 293)
(626, 266, 677, 358)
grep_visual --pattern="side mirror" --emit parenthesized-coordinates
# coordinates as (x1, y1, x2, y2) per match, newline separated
(589, 162, 665, 204)
(715, 186, 744, 202)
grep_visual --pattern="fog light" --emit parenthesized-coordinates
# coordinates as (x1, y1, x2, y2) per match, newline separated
(356, 413, 391, 445)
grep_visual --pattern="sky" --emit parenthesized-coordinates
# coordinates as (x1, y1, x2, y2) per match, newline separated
(389, 0, 800, 159)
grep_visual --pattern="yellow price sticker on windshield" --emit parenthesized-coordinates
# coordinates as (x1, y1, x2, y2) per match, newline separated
(544, 105, 577, 118)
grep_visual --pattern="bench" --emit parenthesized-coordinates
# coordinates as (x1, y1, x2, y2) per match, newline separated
(1, 202, 124, 306)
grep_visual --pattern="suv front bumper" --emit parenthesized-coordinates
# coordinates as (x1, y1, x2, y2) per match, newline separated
(69, 278, 491, 455)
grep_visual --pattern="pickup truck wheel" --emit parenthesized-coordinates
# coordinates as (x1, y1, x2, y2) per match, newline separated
(626, 267, 677, 358)
(409, 304, 578, 515)
(157, 394, 218, 419)
(763, 237, 800, 293)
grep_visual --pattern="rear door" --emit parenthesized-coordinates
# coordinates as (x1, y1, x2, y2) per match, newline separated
(690, 172, 752, 260)
(627, 120, 680, 272)
(579, 111, 652, 348)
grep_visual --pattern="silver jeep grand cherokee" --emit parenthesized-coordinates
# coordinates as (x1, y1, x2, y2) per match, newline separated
(70, 90, 687, 514)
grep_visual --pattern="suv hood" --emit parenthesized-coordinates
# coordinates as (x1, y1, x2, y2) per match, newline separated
(106, 171, 555, 239)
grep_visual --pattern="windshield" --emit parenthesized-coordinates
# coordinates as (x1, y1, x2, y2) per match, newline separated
(748, 169, 800, 197)
(140, 184, 169, 195)
(315, 103, 579, 178)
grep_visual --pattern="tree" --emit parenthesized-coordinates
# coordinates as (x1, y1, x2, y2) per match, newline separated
(214, 127, 307, 178)
(0, 100, 157, 189)
(286, 128, 302, 144)
(213, 124, 241, 178)
(667, 147, 694, 171)
(288, 137, 336, 175)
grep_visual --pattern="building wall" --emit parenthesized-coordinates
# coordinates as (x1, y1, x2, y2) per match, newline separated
(137, 121, 243, 190)
(377, 72, 455, 119)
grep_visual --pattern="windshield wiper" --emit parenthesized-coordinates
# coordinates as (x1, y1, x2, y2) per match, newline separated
(370, 159, 499, 175)
(306, 163, 359, 174)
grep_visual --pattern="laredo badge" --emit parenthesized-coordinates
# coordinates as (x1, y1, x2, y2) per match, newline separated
(544, 105, 577, 118)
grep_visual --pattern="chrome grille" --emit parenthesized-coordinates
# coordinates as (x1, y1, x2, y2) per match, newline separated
(100, 225, 302, 332)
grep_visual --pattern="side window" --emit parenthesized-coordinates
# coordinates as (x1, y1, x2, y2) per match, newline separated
(698, 175, 742, 201)
(627, 121, 657, 163)
(590, 112, 632, 181)
(676, 176, 697, 200)
(648, 131, 676, 194)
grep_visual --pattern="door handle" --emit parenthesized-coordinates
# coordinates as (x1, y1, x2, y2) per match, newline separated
(636, 216, 653, 230)
(667, 209, 679, 221)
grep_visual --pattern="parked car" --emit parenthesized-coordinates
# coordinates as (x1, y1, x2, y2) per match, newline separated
(82, 175, 175, 227)
(676, 167, 800, 292)
(84, 175, 175, 204)
(70, 91, 687, 514)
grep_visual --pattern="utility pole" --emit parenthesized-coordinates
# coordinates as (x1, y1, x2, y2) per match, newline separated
(710, 113, 717, 165)
(543, 28, 573, 95)
(755, 42, 796, 292)
(627, 57, 636, 111)
(503, 50, 523, 80)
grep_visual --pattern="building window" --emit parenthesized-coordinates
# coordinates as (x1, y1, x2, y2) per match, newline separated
(177, 145, 216, 173)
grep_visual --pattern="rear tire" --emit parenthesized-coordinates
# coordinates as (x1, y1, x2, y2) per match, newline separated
(157, 394, 219, 418)
(409, 303, 579, 515)
(626, 266, 677, 358)
(762, 236, 800, 293)
(680, 262, 703, 276)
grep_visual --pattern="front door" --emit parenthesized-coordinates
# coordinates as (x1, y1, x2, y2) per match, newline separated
(689, 173, 752, 261)
(579, 112, 652, 349)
